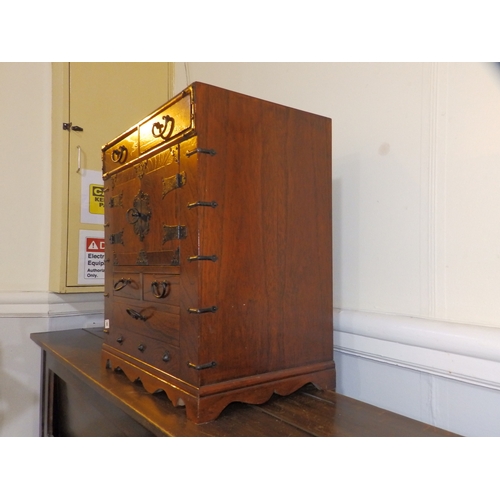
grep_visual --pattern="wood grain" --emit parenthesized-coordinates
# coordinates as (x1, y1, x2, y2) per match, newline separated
(31, 329, 458, 437)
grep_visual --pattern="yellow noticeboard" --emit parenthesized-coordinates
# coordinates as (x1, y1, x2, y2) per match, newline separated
(89, 184, 104, 215)
(80, 170, 104, 225)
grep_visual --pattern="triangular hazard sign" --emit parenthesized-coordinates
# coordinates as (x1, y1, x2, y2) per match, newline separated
(89, 241, 98, 250)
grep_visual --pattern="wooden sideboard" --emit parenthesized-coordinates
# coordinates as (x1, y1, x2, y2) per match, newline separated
(30, 328, 457, 437)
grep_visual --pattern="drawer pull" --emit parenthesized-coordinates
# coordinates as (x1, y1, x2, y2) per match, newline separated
(187, 201, 218, 209)
(188, 255, 218, 262)
(138, 344, 146, 352)
(116, 336, 124, 344)
(111, 145, 128, 164)
(126, 308, 148, 321)
(186, 148, 216, 157)
(151, 280, 170, 299)
(162, 352, 171, 362)
(188, 306, 218, 314)
(152, 114, 175, 141)
(77, 145, 82, 173)
(188, 361, 217, 370)
(113, 278, 131, 291)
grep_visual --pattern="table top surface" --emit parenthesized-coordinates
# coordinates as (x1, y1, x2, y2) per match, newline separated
(31, 328, 458, 437)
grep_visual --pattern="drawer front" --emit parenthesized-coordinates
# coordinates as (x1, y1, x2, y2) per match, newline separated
(112, 300, 180, 345)
(143, 274, 180, 305)
(112, 272, 141, 300)
(107, 328, 180, 375)
(139, 89, 193, 154)
(102, 128, 139, 174)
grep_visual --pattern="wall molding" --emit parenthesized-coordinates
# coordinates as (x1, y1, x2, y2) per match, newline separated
(0, 291, 104, 318)
(334, 308, 500, 391)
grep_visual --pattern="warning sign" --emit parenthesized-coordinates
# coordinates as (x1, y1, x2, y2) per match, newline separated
(86, 237, 105, 252)
(78, 230, 105, 285)
(89, 184, 105, 215)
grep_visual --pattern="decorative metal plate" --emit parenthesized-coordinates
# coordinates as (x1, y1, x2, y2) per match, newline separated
(162, 225, 187, 243)
(110, 230, 124, 245)
(137, 249, 148, 265)
(162, 171, 186, 198)
(135, 160, 148, 179)
(109, 192, 123, 208)
(126, 191, 151, 241)
(171, 247, 180, 266)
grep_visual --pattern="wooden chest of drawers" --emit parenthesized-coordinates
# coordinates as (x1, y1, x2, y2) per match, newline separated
(101, 82, 335, 423)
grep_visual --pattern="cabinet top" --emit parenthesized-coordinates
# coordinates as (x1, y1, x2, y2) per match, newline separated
(101, 81, 331, 176)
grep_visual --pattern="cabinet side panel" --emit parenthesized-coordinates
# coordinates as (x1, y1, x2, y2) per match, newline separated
(193, 83, 333, 384)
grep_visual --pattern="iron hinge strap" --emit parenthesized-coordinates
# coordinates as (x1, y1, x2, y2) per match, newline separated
(187, 361, 217, 370)
(187, 306, 218, 314)
(185, 148, 216, 157)
(187, 255, 218, 262)
(187, 201, 218, 209)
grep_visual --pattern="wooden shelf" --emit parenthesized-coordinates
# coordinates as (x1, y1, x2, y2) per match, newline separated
(30, 328, 458, 437)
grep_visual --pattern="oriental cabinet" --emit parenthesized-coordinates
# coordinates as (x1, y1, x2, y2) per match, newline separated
(101, 82, 334, 423)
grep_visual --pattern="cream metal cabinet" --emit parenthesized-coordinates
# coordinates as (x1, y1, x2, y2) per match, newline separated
(50, 62, 174, 293)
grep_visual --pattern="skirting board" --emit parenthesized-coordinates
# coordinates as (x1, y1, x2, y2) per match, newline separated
(0, 291, 104, 318)
(334, 308, 500, 392)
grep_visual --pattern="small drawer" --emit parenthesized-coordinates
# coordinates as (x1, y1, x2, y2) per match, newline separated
(139, 88, 193, 154)
(102, 128, 139, 174)
(143, 274, 180, 305)
(112, 273, 141, 300)
(107, 328, 179, 375)
(112, 300, 179, 346)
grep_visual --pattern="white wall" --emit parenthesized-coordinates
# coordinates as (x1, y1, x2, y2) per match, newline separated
(174, 62, 500, 326)
(174, 62, 500, 435)
(0, 63, 103, 437)
(2, 62, 500, 436)
(0, 63, 52, 291)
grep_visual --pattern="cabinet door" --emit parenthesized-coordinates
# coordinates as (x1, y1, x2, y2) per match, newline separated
(50, 62, 173, 292)
(105, 144, 181, 268)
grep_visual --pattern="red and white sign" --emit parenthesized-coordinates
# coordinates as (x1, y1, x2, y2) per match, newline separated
(78, 230, 105, 285)
(86, 237, 105, 252)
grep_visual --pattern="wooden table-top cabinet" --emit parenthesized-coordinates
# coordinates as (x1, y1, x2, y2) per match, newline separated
(101, 82, 335, 423)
